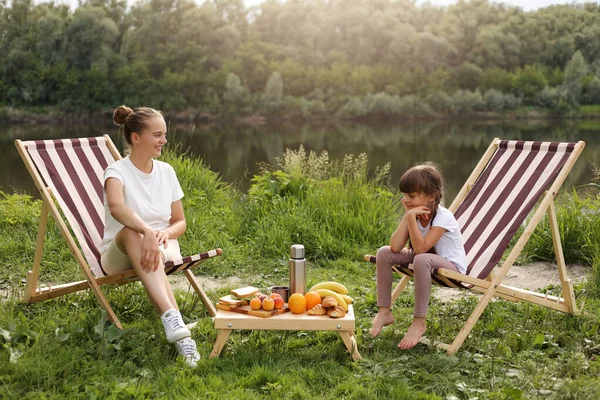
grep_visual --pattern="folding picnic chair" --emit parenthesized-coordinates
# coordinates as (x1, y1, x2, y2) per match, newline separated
(15, 135, 222, 329)
(365, 138, 585, 354)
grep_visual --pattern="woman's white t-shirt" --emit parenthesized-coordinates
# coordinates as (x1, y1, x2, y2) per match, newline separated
(416, 205, 467, 274)
(99, 157, 184, 254)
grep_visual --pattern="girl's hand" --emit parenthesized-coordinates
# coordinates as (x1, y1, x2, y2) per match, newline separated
(141, 231, 160, 272)
(401, 196, 410, 212)
(408, 206, 431, 221)
(155, 229, 171, 248)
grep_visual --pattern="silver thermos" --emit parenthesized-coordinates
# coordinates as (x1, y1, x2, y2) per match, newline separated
(289, 244, 306, 295)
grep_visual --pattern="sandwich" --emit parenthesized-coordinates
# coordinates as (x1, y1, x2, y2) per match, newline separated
(218, 286, 261, 307)
(230, 286, 261, 300)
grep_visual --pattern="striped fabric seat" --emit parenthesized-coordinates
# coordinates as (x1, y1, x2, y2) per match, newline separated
(369, 140, 577, 289)
(22, 137, 219, 277)
(17, 135, 222, 327)
(364, 138, 584, 354)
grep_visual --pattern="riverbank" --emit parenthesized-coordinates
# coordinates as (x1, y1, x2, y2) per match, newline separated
(2, 105, 600, 126)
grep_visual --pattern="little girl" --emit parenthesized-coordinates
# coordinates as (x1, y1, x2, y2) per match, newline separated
(370, 162, 466, 349)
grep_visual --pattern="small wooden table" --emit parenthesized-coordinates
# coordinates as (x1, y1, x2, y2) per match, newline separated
(210, 305, 361, 360)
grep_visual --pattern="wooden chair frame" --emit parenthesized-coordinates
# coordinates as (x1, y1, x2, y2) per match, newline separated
(16, 135, 221, 329)
(367, 138, 585, 354)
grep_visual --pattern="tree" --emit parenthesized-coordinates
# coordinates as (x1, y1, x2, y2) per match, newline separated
(563, 50, 589, 105)
(262, 71, 283, 110)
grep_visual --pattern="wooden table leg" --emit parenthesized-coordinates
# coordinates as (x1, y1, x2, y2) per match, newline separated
(209, 329, 232, 358)
(338, 331, 361, 361)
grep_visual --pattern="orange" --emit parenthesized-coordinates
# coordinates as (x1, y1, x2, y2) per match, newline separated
(304, 291, 321, 311)
(288, 293, 307, 314)
(250, 297, 262, 310)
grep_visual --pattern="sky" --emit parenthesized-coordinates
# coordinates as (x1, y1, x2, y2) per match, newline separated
(244, 0, 596, 11)
(36, 0, 598, 12)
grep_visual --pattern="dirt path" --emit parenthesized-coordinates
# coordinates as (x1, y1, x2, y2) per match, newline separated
(433, 262, 590, 302)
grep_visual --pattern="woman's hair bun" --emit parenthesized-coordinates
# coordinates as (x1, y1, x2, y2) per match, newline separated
(113, 105, 133, 126)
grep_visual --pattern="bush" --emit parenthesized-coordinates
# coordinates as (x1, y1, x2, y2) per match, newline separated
(523, 191, 600, 265)
(336, 97, 366, 118)
(426, 91, 453, 114)
(534, 86, 574, 111)
(451, 90, 485, 114)
(240, 147, 397, 260)
(581, 76, 600, 105)
(483, 89, 506, 111)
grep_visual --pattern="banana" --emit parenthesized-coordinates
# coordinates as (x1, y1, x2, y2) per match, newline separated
(314, 289, 348, 312)
(341, 294, 354, 304)
(309, 281, 349, 295)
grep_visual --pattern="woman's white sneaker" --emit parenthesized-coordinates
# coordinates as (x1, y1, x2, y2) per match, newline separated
(160, 308, 191, 343)
(175, 337, 201, 368)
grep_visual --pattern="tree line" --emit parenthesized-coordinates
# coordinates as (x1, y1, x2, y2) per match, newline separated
(1, 0, 600, 119)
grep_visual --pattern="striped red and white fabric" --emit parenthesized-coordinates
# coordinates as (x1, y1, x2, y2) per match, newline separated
(454, 140, 575, 280)
(24, 137, 219, 277)
(25, 137, 115, 277)
(368, 140, 576, 289)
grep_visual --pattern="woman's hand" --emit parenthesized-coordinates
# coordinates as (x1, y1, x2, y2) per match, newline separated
(141, 230, 161, 272)
(155, 229, 171, 248)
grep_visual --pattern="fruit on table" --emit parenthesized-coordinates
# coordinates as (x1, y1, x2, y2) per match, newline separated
(341, 294, 354, 304)
(304, 291, 321, 311)
(262, 297, 275, 311)
(288, 293, 307, 314)
(270, 293, 282, 300)
(309, 281, 348, 295)
(313, 289, 347, 312)
(273, 297, 284, 309)
(250, 297, 262, 310)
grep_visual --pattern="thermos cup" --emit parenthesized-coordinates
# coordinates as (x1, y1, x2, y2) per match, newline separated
(289, 244, 306, 295)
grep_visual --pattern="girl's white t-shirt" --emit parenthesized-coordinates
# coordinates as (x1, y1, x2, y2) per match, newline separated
(99, 157, 184, 254)
(417, 205, 467, 274)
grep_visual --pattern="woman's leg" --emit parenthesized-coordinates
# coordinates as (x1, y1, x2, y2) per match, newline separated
(115, 227, 176, 314)
(398, 253, 460, 349)
(370, 246, 415, 337)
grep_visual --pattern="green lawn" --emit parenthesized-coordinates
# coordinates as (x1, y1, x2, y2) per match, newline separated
(1, 148, 599, 399)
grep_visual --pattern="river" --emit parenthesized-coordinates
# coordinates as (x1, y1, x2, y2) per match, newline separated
(2, 119, 598, 201)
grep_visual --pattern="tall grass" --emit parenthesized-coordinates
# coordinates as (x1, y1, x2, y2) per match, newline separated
(2, 148, 600, 399)
(523, 190, 600, 265)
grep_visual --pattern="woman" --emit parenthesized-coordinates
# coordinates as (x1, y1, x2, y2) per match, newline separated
(99, 105, 200, 367)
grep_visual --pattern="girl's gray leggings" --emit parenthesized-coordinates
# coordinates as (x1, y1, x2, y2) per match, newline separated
(375, 246, 460, 318)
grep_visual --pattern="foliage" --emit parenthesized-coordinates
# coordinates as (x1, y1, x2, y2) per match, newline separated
(2, 0, 600, 117)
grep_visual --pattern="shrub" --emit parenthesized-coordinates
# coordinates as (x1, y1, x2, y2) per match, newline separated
(451, 90, 485, 114)
(523, 191, 600, 265)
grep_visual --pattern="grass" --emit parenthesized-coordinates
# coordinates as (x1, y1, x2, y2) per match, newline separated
(1, 147, 600, 399)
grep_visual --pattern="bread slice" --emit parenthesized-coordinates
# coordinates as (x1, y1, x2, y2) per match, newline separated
(230, 286, 261, 299)
(218, 294, 247, 306)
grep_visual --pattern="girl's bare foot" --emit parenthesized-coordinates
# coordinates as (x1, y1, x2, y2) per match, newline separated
(370, 311, 395, 337)
(398, 319, 426, 349)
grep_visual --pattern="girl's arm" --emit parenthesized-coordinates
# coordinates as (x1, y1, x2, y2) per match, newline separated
(155, 200, 187, 248)
(406, 206, 446, 254)
(105, 177, 160, 271)
(389, 215, 410, 252)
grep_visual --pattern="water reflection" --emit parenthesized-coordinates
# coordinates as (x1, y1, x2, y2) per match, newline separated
(2, 120, 598, 200)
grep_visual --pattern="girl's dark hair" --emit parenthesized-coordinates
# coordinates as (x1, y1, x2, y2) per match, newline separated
(113, 105, 163, 146)
(398, 162, 444, 208)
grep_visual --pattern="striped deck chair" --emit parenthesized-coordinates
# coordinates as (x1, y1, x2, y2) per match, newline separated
(15, 135, 222, 329)
(365, 138, 585, 354)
